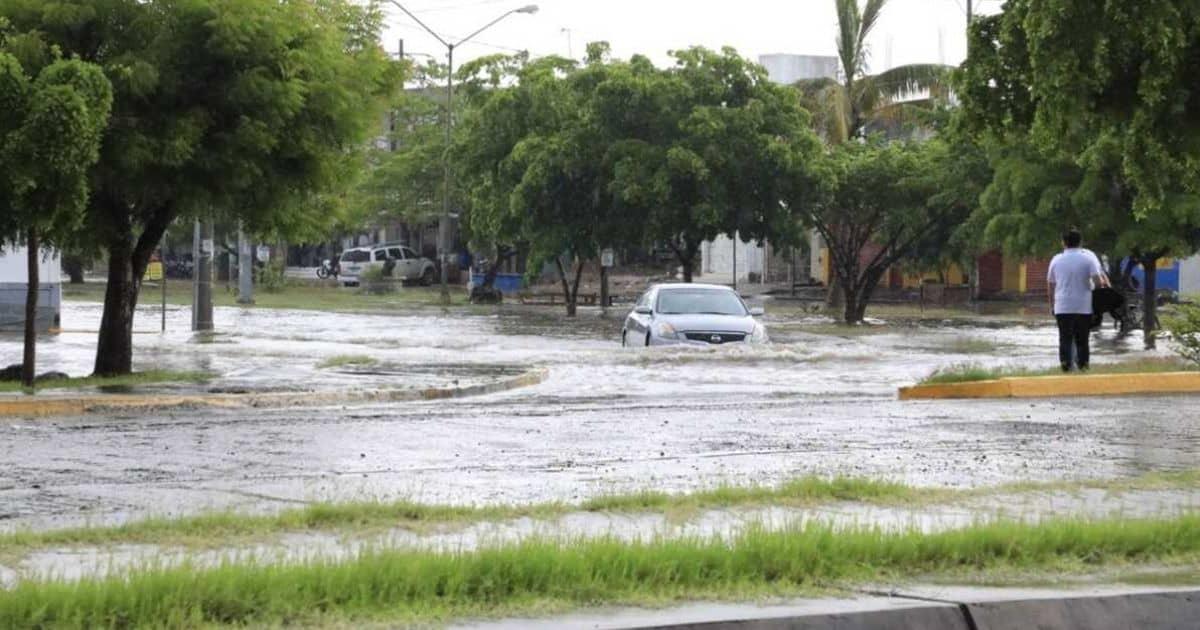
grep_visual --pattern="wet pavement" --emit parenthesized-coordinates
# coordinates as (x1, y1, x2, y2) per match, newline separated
(0, 299, 1196, 535)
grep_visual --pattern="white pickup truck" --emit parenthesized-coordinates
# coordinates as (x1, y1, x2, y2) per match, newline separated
(339, 243, 436, 287)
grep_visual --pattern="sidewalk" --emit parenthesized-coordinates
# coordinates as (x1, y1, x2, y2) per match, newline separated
(454, 586, 1200, 630)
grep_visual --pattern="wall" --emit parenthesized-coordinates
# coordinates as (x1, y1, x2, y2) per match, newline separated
(701, 233, 765, 284)
(758, 54, 840, 83)
(0, 247, 62, 332)
(1181, 255, 1200, 296)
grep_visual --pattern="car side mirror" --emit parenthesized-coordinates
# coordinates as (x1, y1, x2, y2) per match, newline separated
(749, 307, 765, 317)
(635, 306, 653, 316)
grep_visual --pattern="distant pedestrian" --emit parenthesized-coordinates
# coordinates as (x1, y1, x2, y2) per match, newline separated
(1047, 229, 1110, 372)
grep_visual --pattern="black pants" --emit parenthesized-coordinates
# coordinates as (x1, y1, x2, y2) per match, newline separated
(1056, 314, 1092, 370)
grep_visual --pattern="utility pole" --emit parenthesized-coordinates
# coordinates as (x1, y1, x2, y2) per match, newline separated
(384, 2, 539, 306)
(966, 0, 973, 28)
(237, 224, 254, 305)
(192, 220, 214, 331)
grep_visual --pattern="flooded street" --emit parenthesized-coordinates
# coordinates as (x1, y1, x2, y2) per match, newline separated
(1, 300, 1197, 533)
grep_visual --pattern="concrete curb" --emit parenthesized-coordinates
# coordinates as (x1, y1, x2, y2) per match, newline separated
(0, 367, 548, 418)
(630, 589, 1200, 630)
(899, 371, 1200, 400)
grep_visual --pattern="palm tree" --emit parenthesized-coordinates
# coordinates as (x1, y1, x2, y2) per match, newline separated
(797, 0, 952, 143)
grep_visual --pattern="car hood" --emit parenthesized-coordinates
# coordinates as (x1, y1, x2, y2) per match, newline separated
(655, 313, 757, 334)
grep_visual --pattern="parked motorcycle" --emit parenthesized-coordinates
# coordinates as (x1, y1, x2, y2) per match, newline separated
(316, 258, 340, 279)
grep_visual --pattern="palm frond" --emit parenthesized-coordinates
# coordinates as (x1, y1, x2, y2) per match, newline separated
(870, 63, 954, 102)
(834, 0, 862, 81)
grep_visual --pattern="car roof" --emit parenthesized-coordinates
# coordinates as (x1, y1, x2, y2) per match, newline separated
(652, 283, 735, 291)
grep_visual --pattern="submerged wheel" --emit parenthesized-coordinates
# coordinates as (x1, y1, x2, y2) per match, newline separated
(420, 267, 435, 286)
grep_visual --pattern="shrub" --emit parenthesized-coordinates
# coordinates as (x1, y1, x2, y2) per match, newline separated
(254, 263, 287, 294)
(1164, 302, 1200, 366)
(359, 266, 396, 294)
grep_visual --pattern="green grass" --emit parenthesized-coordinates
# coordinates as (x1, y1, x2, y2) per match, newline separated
(920, 357, 1195, 385)
(317, 355, 379, 369)
(0, 475, 928, 552)
(4, 470, 1199, 554)
(61, 281, 472, 312)
(0, 370, 212, 394)
(2, 515, 1199, 628)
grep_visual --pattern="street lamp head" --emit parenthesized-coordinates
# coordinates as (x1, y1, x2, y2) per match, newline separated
(516, 5, 539, 14)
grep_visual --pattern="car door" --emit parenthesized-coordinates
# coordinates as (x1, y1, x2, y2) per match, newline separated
(386, 248, 407, 279)
(626, 289, 654, 337)
(401, 247, 422, 278)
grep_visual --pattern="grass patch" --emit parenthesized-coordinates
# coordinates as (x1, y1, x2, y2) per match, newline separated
(6, 470, 1200, 555)
(61, 281, 473, 312)
(0, 475, 928, 552)
(0, 370, 211, 394)
(919, 357, 1195, 385)
(2, 515, 1199, 628)
(317, 355, 379, 369)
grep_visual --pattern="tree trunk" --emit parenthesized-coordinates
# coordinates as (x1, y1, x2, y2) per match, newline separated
(554, 257, 576, 317)
(63, 255, 85, 284)
(94, 208, 173, 376)
(22, 228, 39, 388)
(1142, 255, 1159, 350)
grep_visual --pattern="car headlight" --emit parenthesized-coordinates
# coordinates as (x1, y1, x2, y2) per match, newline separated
(656, 322, 679, 339)
(750, 323, 768, 343)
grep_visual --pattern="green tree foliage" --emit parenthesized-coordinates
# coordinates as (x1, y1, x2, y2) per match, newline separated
(459, 45, 823, 311)
(960, 0, 1200, 347)
(601, 47, 821, 281)
(0, 0, 401, 374)
(789, 141, 964, 324)
(795, 0, 952, 143)
(0, 46, 112, 386)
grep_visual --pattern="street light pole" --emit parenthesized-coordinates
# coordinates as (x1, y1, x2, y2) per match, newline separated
(385, 2, 538, 305)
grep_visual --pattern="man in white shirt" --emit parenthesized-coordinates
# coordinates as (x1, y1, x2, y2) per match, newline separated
(1047, 229, 1110, 371)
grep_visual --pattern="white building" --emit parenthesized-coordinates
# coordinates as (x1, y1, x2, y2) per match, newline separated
(1182, 255, 1200, 295)
(0, 247, 62, 332)
(697, 54, 838, 286)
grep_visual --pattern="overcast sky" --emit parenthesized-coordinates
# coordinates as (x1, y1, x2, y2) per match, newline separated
(381, 0, 1005, 73)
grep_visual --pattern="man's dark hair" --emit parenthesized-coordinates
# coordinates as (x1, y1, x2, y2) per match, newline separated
(1063, 229, 1082, 248)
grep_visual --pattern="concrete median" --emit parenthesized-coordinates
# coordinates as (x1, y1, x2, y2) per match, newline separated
(615, 588, 1200, 630)
(0, 367, 548, 418)
(899, 371, 1200, 401)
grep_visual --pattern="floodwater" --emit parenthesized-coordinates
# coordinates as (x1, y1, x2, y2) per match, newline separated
(0, 298, 1196, 537)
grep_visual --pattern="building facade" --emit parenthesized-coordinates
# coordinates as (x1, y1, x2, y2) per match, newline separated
(0, 247, 62, 332)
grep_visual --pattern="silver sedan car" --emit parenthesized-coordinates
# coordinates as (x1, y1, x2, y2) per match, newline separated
(622, 283, 767, 347)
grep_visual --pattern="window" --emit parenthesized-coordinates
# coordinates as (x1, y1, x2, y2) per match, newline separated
(373, 250, 388, 262)
(388, 248, 404, 260)
(656, 289, 747, 316)
(340, 250, 370, 263)
(402, 247, 419, 259)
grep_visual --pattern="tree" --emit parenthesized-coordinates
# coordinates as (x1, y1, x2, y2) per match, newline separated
(458, 49, 622, 316)
(0, 48, 112, 387)
(959, 1, 1200, 348)
(601, 47, 820, 282)
(789, 140, 964, 324)
(0, 0, 400, 375)
(795, 0, 952, 144)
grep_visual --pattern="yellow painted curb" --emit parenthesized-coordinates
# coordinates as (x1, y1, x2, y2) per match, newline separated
(900, 371, 1200, 401)
(0, 368, 549, 419)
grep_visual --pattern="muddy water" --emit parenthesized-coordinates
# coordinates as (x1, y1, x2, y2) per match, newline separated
(0, 301, 1195, 534)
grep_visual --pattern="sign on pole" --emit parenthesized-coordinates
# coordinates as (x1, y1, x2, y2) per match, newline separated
(601, 248, 615, 268)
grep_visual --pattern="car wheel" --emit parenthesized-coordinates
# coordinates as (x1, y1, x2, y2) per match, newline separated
(420, 267, 435, 286)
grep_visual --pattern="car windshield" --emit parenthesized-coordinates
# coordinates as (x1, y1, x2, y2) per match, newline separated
(656, 289, 747, 316)
(340, 250, 370, 263)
